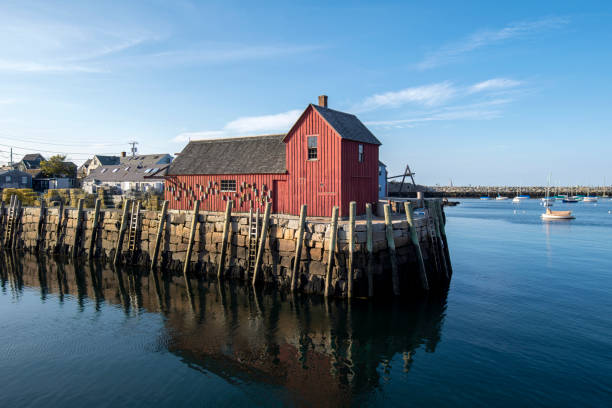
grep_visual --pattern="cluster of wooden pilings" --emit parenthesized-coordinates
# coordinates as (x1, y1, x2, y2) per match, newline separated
(0, 194, 451, 298)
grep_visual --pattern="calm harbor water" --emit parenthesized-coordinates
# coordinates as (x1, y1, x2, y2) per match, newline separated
(1, 198, 611, 407)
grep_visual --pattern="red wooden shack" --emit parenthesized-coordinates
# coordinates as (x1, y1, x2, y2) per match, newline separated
(166, 96, 381, 217)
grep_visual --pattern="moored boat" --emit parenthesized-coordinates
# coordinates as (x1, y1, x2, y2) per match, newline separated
(541, 208, 575, 220)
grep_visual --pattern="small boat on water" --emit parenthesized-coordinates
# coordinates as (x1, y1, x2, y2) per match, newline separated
(496, 195, 509, 200)
(583, 196, 598, 202)
(541, 174, 554, 207)
(480, 187, 492, 200)
(541, 208, 575, 220)
(563, 197, 579, 203)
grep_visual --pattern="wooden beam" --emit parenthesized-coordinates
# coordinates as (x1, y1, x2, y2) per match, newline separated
(114, 199, 131, 265)
(324, 206, 339, 298)
(71, 198, 84, 258)
(347, 201, 356, 298)
(88, 199, 101, 260)
(183, 200, 200, 277)
(290, 204, 307, 291)
(426, 200, 449, 280)
(434, 200, 453, 278)
(37, 199, 46, 251)
(150, 200, 168, 271)
(251, 201, 271, 285)
(404, 201, 429, 290)
(384, 204, 400, 296)
(54, 201, 64, 253)
(11, 197, 22, 250)
(217, 199, 233, 278)
(365, 203, 374, 298)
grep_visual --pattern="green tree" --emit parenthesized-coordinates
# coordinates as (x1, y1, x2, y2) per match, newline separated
(40, 155, 76, 178)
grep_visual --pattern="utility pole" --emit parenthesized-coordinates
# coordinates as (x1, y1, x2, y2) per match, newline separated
(129, 141, 138, 157)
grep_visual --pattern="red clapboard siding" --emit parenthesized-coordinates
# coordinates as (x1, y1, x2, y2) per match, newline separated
(340, 139, 379, 216)
(165, 174, 287, 212)
(284, 106, 342, 217)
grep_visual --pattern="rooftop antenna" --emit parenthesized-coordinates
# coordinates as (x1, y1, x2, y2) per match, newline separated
(129, 141, 139, 158)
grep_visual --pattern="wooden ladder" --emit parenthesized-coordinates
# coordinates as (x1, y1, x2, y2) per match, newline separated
(247, 207, 260, 275)
(127, 200, 141, 254)
(4, 196, 16, 247)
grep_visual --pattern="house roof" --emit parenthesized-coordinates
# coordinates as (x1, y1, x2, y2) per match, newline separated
(311, 105, 382, 145)
(167, 135, 286, 175)
(284, 104, 382, 145)
(25, 168, 43, 178)
(95, 155, 120, 165)
(84, 163, 170, 183)
(22, 153, 45, 161)
(21, 159, 42, 169)
(119, 154, 171, 167)
(0, 169, 31, 177)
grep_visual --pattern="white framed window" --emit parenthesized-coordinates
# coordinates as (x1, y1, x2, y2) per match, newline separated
(21, 176, 27, 184)
(358, 144, 364, 162)
(6, 175, 11, 182)
(307, 135, 318, 160)
(221, 179, 236, 192)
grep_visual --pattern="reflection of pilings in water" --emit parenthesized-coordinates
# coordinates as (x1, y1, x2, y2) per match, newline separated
(37, 256, 48, 301)
(55, 257, 68, 302)
(8, 253, 450, 406)
(150, 269, 165, 314)
(89, 261, 105, 311)
(112, 266, 130, 314)
(70, 261, 87, 311)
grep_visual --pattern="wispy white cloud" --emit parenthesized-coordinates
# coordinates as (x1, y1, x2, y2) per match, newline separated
(366, 98, 513, 128)
(469, 78, 522, 93)
(358, 78, 523, 112)
(0, 11, 322, 74)
(357, 82, 456, 111)
(417, 16, 569, 69)
(173, 109, 302, 142)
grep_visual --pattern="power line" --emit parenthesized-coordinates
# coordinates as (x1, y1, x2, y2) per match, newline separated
(0, 135, 123, 147)
(0, 142, 120, 156)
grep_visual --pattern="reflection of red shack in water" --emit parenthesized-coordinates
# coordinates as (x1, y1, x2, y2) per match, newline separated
(12, 254, 446, 407)
(166, 95, 382, 217)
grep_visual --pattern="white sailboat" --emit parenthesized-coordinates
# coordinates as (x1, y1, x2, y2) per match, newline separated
(541, 174, 554, 207)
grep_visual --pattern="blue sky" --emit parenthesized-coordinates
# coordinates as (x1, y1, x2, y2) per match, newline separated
(0, 0, 611, 186)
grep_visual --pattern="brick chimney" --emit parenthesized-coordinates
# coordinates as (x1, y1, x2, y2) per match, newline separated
(121, 151, 126, 157)
(318, 95, 328, 108)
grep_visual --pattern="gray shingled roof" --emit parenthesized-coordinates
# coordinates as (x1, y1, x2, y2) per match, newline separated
(84, 163, 170, 182)
(311, 105, 382, 145)
(95, 155, 120, 165)
(167, 135, 286, 175)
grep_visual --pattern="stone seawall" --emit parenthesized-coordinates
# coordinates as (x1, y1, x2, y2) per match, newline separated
(0, 200, 450, 297)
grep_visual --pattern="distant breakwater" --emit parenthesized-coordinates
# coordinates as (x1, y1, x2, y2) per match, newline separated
(420, 186, 609, 198)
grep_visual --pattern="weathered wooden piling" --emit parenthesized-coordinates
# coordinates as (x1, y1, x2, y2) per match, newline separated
(150, 200, 168, 271)
(290, 204, 307, 291)
(217, 200, 233, 278)
(426, 200, 449, 280)
(54, 201, 64, 253)
(114, 199, 131, 265)
(384, 204, 400, 296)
(324, 206, 339, 298)
(252, 201, 271, 285)
(365, 202, 374, 297)
(71, 199, 84, 258)
(183, 200, 200, 277)
(404, 201, 428, 290)
(434, 200, 452, 277)
(347, 201, 356, 299)
(37, 199, 46, 249)
(11, 198, 22, 250)
(417, 191, 424, 208)
(88, 199, 101, 260)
